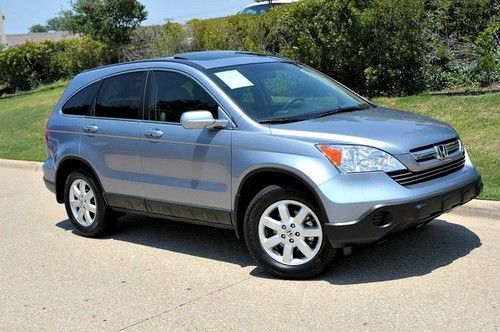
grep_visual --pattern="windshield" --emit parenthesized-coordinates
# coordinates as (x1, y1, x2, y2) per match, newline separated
(208, 62, 370, 123)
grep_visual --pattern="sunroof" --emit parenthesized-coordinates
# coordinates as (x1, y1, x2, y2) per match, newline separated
(174, 51, 258, 61)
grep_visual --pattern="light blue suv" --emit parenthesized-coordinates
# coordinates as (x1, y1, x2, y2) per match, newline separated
(43, 51, 482, 279)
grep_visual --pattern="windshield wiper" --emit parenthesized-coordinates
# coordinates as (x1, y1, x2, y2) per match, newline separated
(258, 104, 371, 124)
(310, 104, 371, 120)
(258, 116, 309, 124)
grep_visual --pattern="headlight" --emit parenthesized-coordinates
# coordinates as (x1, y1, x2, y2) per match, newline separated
(317, 144, 406, 173)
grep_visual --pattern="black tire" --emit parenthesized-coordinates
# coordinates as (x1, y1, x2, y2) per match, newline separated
(64, 170, 116, 237)
(244, 185, 337, 279)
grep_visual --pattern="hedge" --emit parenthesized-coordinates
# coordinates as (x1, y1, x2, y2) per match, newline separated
(0, 37, 111, 94)
(1, 0, 497, 96)
(185, 0, 498, 96)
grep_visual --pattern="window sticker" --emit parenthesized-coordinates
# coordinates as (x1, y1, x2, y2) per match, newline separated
(214, 70, 254, 90)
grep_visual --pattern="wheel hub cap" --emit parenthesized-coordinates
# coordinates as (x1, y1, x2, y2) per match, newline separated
(69, 178, 97, 227)
(258, 200, 323, 266)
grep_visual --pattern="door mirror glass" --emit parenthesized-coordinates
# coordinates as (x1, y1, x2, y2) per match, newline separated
(180, 111, 228, 129)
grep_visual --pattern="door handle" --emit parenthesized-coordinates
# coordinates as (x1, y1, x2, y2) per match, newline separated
(144, 129, 164, 139)
(83, 125, 99, 134)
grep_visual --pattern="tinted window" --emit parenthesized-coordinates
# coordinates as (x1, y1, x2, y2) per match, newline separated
(148, 71, 218, 123)
(95, 72, 146, 120)
(62, 82, 100, 116)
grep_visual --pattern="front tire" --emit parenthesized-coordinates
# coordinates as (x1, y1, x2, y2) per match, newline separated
(64, 170, 115, 237)
(244, 185, 337, 279)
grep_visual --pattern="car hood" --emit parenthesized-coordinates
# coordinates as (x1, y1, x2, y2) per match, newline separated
(269, 107, 458, 155)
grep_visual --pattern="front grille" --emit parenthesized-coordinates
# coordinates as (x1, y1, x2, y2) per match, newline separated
(388, 155, 465, 186)
(411, 138, 461, 162)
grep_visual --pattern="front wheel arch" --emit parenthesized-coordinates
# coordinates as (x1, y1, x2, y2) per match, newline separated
(233, 168, 328, 239)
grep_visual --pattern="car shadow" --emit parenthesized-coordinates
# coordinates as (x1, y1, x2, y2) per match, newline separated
(56, 213, 255, 268)
(320, 219, 481, 284)
(56, 217, 481, 283)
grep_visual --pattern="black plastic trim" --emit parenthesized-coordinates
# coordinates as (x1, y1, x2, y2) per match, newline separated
(324, 177, 483, 248)
(43, 177, 56, 194)
(233, 168, 328, 238)
(105, 193, 231, 226)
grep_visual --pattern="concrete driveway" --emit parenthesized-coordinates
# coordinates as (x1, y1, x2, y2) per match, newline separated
(1, 163, 499, 331)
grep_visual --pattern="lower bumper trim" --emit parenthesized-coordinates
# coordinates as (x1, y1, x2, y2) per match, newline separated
(325, 177, 483, 248)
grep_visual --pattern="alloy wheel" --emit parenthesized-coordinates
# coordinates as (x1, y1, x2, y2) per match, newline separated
(68, 179, 97, 227)
(258, 200, 323, 266)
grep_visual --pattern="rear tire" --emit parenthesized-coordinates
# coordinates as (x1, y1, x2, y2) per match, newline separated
(244, 185, 337, 279)
(64, 170, 116, 237)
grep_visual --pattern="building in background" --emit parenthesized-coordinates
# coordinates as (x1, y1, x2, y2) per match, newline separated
(0, 9, 77, 49)
(5, 31, 78, 47)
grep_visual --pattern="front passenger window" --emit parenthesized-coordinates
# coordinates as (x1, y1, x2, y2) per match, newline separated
(148, 71, 219, 123)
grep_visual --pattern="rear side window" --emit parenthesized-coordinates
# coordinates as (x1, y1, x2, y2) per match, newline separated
(61, 82, 100, 116)
(95, 71, 146, 120)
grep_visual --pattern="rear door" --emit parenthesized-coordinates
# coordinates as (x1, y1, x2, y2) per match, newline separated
(139, 70, 232, 225)
(80, 71, 147, 211)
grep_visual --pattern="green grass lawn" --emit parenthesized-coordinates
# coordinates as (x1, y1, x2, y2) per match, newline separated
(0, 82, 67, 162)
(0, 86, 498, 199)
(373, 93, 499, 200)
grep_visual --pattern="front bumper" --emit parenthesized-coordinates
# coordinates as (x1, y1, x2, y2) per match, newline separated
(316, 152, 482, 248)
(323, 176, 482, 248)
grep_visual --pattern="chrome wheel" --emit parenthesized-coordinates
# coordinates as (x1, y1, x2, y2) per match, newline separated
(68, 179, 97, 227)
(258, 200, 323, 266)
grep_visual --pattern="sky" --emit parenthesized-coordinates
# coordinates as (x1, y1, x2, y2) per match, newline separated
(0, 0, 251, 34)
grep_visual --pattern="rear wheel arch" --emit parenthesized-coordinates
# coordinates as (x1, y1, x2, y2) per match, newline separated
(55, 157, 104, 204)
(233, 168, 327, 239)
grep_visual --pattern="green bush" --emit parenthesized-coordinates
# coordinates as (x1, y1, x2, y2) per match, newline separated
(0, 41, 65, 92)
(180, 0, 499, 95)
(53, 37, 111, 76)
(151, 22, 190, 56)
(476, 20, 500, 84)
(0, 38, 111, 93)
(188, 14, 263, 52)
(423, 0, 499, 89)
(1, 0, 497, 96)
(186, 0, 427, 96)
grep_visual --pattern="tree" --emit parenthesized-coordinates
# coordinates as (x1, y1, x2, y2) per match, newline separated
(64, 0, 147, 50)
(46, 12, 73, 31)
(28, 24, 48, 33)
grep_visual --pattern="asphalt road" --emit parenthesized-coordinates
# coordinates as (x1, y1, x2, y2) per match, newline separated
(1, 164, 499, 331)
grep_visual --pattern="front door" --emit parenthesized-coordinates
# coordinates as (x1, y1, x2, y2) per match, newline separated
(140, 70, 232, 225)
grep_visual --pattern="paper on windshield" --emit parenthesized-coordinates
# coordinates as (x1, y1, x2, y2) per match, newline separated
(214, 70, 254, 89)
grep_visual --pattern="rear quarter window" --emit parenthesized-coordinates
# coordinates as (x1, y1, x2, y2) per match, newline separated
(61, 82, 101, 116)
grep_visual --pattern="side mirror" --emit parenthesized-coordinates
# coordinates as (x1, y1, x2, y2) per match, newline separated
(180, 110, 229, 130)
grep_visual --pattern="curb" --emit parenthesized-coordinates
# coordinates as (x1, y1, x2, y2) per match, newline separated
(428, 88, 500, 96)
(447, 199, 500, 220)
(0, 158, 43, 172)
(0, 158, 498, 219)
